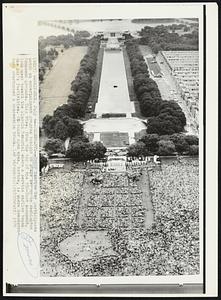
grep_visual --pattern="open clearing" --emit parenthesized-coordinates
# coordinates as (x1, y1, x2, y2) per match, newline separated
(59, 231, 117, 263)
(40, 46, 87, 125)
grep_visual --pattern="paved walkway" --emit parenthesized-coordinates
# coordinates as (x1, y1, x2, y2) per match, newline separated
(139, 168, 154, 229)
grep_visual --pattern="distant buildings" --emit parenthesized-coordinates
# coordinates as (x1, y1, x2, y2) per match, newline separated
(98, 31, 125, 49)
(161, 50, 199, 131)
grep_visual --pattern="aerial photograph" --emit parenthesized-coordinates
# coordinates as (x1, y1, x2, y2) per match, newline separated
(39, 18, 200, 277)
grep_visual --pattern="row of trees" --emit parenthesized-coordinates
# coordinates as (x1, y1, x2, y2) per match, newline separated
(131, 18, 177, 23)
(39, 32, 90, 49)
(66, 140, 106, 162)
(67, 37, 100, 117)
(147, 100, 186, 135)
(43, 115, 83, 140)
(125, 40, 186, 135)
(42, 37, 101, 141)
(127, 133, 199, 157)
(39, 32, 93, 82)
(125, 41, 149, 77)
(43, 136, 107, 162)
(138, 25, 198, 53)
(39, 47, 59, 81)
(166, 23, 190, 32)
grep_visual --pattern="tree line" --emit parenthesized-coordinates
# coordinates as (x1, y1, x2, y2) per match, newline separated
(40, 137, 106, 173)
(127, 133, 199, 157)
(42, 135, 106, 163)
(39, 47, 59, 82)
(138, 25, 198, 53)
(125, 39, 186, 136)
(131, 18, 177, 23)
(39, 32, 90, 49)
(38, 32, 92, 82)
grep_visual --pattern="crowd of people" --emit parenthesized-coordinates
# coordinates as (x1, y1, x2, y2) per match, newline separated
(40, 169, 84, 276)
(82, 159, 199, 276)
(40, 158, 199, 277)
(81, 171, 146, 232)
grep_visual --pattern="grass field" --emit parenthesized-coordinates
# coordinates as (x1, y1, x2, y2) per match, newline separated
(139, 45, 153, 57)
(39, 46, 87, 125)
(123, 47, 142, 118)
(122, 47, 137, 103)
(100, 132, 129, 148)
(85, 48, 104, 118)
(146, 57, 162, 76)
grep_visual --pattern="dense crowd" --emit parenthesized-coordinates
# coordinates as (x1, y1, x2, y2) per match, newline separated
(40, 158, 199, 277)
(40, 170, 84, 275)
(81, 171, 145, 232)
(84, 159, 199, 276)
(124, 158, 199, 275)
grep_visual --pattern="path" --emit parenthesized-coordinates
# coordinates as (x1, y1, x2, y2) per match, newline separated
(138, 168, 154, 229)
(76, 172, 91, 229)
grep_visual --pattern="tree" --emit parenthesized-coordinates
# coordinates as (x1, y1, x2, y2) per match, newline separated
(157, 140, 176, 156)
(188, 145, 199, 156)
(54, 120, 69, 140)
(169, 133, 189, 154)
(139, 134, 160, 154)
(66, 140, 106, 162)
(42, 115, 59, 137)
(147, 117, 176, 135)
(90, 142, 107, 160)
(140, 97, 161, 117)
(137, 24, 198, 52)
(127, 142, 146, 157)
(44, 138, 65, 156)
(66, 141, 91, 161)
(185, 135, 199, 145)
(53, 104, 75, 119)
(62, 117, 83, 137)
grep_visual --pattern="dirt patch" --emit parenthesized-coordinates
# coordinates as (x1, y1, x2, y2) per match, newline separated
(59, 231, 117, 263)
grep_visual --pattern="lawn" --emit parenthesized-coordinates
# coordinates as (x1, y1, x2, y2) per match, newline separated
(85, 47, 104, 118)
(39, 46, 87, 125)
(100, 132, 129, 148)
